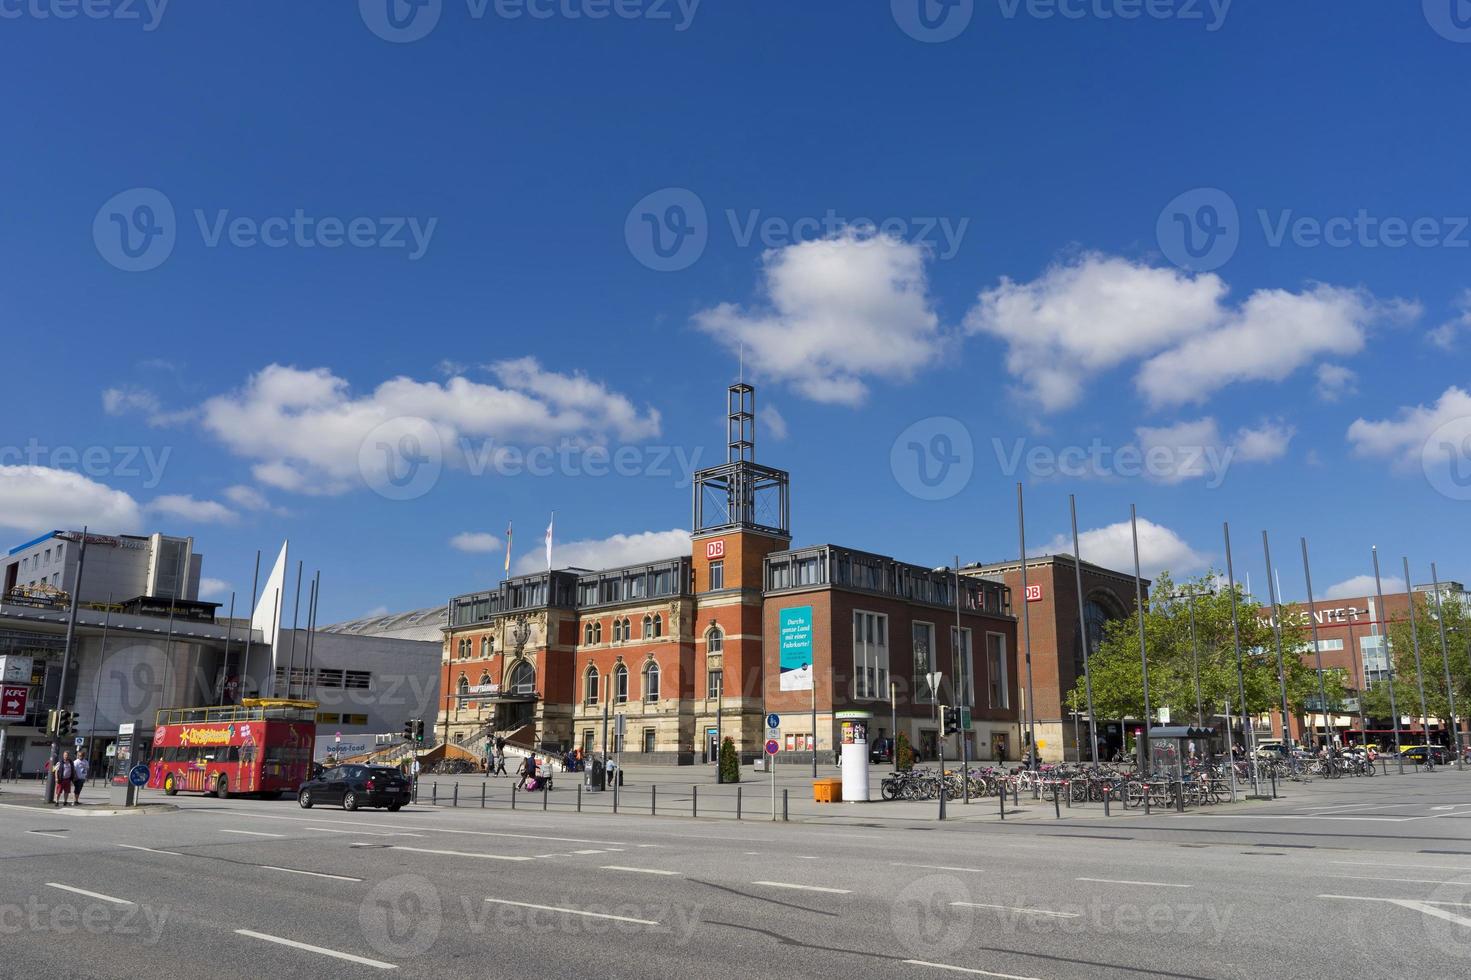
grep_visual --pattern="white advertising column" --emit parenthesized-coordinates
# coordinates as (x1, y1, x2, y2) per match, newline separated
(836, 711, 871, 802)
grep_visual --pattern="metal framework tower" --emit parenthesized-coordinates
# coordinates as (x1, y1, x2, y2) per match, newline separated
(692, 383, 790, 538)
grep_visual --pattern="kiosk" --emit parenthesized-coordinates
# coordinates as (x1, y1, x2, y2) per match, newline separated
(835, 710, 872, 802)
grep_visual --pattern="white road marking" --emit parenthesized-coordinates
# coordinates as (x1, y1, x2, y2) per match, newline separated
(27, 831, 69, 839)
(751, 881, 852, 894)
(602, 866, 682, 876)
(45, 883, 133, 905)
(572, 849, 611, 855)
(390, 846, 532, 862)
(1326, 874, 1468, 886)
(483, 898, 659, 925)
(261, 866, 364, 882)
(234, 929, 398, 969)
(892, 863, 989, 874)
(307, 827, 421, 838)
(1319, 895, 1471, 931)
(116, 844, 182, 856)
(220, 829, 286, 838)
(225, 812, 627, 845)
(1076, 877, 1190, 888)
(903, 959, 1043, 980)
(952, 902, 1079, 918)
(1333, 860, 1471, 873)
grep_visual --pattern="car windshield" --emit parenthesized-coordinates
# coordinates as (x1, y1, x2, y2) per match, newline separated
(369, 768, 403, 779)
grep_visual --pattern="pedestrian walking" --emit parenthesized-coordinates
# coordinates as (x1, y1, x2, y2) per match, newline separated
(71, 756, 89, 805)
(494, 752, 507, 776)
(53, 752, 74, 808)
(517, 755, 535, 790)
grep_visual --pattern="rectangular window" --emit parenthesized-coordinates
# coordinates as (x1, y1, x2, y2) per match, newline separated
(707, 669, 722, 700)
(950, 627, 974, 707)
(853, 610, 889, 700)
(1312, 638, 1344, 652)
(344, 670, 371, 690)
(912, 622, 936, 702)
(642, 728, 656, 753)
(616, 669, 629, 703)
(987, 633, 1009, 709)
(708, 561, 724, 591)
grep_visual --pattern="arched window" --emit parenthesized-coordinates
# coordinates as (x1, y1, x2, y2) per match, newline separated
(585, 665, 600, 706)
(622, 618, 631, 640)
(594, 622, 602, 643)
(643, 614, 655, 639)
(614, 664, 629, 703)
(652, 614, 663, 639)
(706, 625, 724, 654)
(584, 623, 595, 645)
(480, 636, 492, 657)
(507, 661, 536, 696)
(478, 672, 491, 689)
(612, 619, 623, 643)
(643, 662, 660, 702)
(457, 675, 469, 697)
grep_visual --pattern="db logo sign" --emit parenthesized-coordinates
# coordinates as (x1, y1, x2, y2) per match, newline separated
(1024, 584, 1043, 603)
(706, 540, 725, 560)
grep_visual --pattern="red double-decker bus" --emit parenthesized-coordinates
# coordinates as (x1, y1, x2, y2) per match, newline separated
(149, 699, 316, 799)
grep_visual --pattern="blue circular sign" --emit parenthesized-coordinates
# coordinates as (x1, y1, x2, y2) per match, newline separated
(766, 713, 780, 730)
(128, 764, 149, 787)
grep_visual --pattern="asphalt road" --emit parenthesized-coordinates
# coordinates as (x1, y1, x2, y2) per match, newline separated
(3, 770, 1470, 979)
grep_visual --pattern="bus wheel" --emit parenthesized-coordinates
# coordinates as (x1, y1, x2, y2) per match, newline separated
(298, 788, 313, 809)
(215, 775, 229, 800)
(162, 774, 177, 796)
(343, 791, 359, 812)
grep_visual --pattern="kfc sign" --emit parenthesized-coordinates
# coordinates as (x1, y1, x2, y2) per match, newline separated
(1024, 584, 1043, 603)
(706, 540, 725, 560)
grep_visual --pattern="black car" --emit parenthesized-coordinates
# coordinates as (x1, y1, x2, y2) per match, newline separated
(1399, 745, 1453, 766)
(298, 764, 410, 811)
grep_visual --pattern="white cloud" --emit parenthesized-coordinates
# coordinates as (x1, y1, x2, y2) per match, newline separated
(1038, 517, 1207, 579)
(1136, 285, 1416, 408)
(964, 253, 1415, 412)
(0, 466, 143, 534)
(1346, 385, 1471, 467)
(1427, 290, 1471, 350)
(693, 231, 947, 406)
(101, 386, 194, 427)
(199, 360, 661, 496)
(147, 494, 237, 524)
(759, 404, 789, 441)
(1323, 573, 1406, 600)
(450, 531, 503, 554)
(1232, 420, 1294, 463)
(1314, 363, 1358, 403)
(965, 253, 1227, 412)
(199, 577, 231, 598)
(1132, 417, 1293, 484)
(519, 528, 691, 575)
(223, 484, 283, 513)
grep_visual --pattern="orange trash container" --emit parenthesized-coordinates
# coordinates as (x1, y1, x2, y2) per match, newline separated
(813, 778, 843, 803)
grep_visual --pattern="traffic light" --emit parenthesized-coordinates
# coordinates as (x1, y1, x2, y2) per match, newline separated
(46, 709, 59, 736)
(943, 707, 960, 737)
(414, 719, 426, 743)
(403, 720, 414, 742)
(57, 711, 75, 738)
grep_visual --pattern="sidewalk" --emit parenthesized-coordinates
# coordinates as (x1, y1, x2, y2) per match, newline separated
(0, 779, 176, 816)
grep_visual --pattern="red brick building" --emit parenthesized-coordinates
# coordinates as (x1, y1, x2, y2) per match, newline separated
(435, 384, 1023, 764)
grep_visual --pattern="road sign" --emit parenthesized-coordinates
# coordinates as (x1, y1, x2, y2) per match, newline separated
(128, 764, 149, 787)
(1025, 584, 1043, 602)
(766, 727, 780, 741)
(334, 731, 342, 743)
(0, 685, 27, 720)
(764, 739, 780, 756)
(766, 713, 780, 730)
(615, 715, 627, 738)
(74, 736, 85, 749)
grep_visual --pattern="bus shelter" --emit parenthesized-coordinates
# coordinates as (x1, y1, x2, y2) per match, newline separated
(1147, 725, 1216, 808)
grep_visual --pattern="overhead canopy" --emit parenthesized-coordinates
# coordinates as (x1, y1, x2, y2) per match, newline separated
(1148, 726, 1215, 739)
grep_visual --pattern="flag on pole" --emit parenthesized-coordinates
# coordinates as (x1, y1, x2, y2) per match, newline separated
(544, 513, 554, 571)
(504, 522, 512, 575)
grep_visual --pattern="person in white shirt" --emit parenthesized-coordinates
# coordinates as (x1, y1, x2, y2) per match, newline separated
(71, 756, 90, 804)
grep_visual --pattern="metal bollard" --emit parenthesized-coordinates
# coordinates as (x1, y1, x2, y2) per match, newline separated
(613, 784, 619, 814)
(542, 778, 549, 810)
(652, 785, 657, 816)
(432, 782, 438, 806)
(1065, 781, 1071, 809)
(1053, 787, 1061, 819)
(1103, 784, 1111, 817)
(737, 786, 742, 820)
(577, 784, 582, 813)
(1175, 781, 1184, 813)
(511, 784, 516, 810)
(481, 784, 486, 808)
(692, 785, 697, 819)
(453, 783, 459, 807)
(1270, 770, 1277, 799)
(782, 788, 789, 822)
(999, 783, 1005, 820)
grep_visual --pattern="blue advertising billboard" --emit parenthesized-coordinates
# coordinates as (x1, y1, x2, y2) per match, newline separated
(778, 606, 813, 692)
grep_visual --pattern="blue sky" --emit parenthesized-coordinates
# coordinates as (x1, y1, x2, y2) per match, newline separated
(2, 1, 1469, 621)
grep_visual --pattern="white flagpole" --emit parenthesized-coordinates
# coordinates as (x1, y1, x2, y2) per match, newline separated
(545, 513, 554, 572)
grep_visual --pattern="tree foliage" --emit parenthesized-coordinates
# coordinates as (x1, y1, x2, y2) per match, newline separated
(1066, 571, 1330, 726)
(895, 730, 915, 771)
(1358, 591, 1471, 732)
(718, 736, 740, 784)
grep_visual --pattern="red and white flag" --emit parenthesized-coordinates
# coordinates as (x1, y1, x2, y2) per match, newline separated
(544, 513, 554, 572)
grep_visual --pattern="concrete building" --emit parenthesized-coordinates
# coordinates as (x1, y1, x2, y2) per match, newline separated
(3, 530, 202, 604)
(437, 384, 1024, 765)
(0, 532, 440, 775)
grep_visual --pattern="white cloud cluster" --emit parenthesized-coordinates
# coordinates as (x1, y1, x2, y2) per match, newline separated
(1314, 363, 1358, 403)
(148, 494, 237, 524)
(1038, 517, 1207, 579)
(693, 231, 947, 406)
(1132, 417, 1293, 484)
(450, 531, 503, 554)
(1427, 290, 1471, 350)
(0, 466, 144, 534)
(198, 359, 661, 495)
(101, 386, 194, 427)
(963, 253, 1414, 412)
(517, 528, 691, 575)
(1323, 573, 1406, 600)
(1346, 385, 1471, 467)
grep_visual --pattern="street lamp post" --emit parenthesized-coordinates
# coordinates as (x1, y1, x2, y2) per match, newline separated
(1402, 557, 1433, 754)
(1017, 485, 1037, 768)
(1070, 495, 1099, 766)
(1130, 506, 1152, 771)
(1262, 532, 1293, 749)
(1372, 547, 1404, 767)
(1223, 523, 1258, 794)
(1302, 538, 1331, 752)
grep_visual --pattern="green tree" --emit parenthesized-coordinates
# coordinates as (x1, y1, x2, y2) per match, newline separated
(1067, 571, 1329, 732)
(1358, 591, 1470, 743)
(895, 730, 915, 771)
(718, 736, 740, 784)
